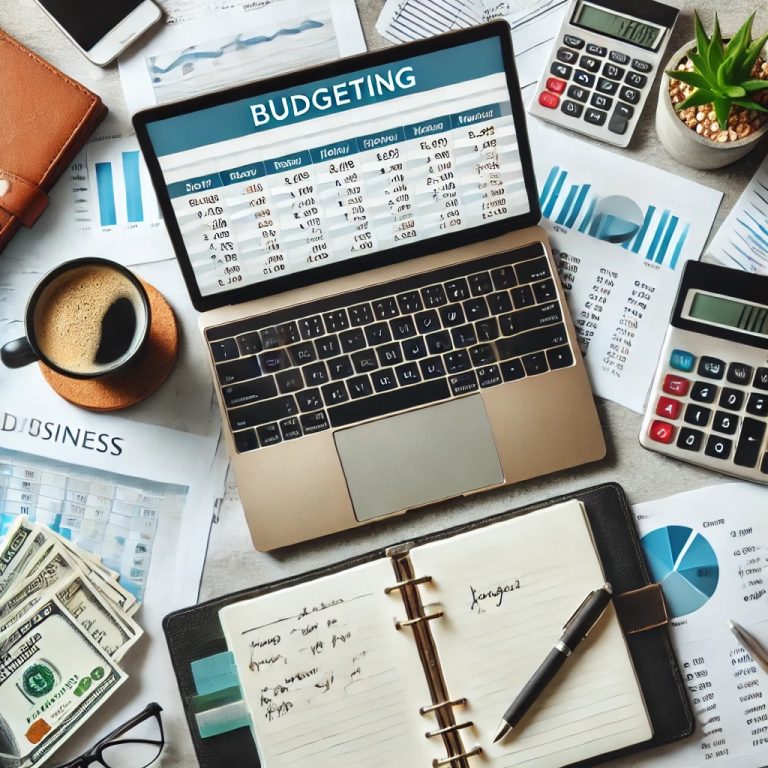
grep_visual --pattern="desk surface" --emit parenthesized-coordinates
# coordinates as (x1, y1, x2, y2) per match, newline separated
(1, 0, 767, 765)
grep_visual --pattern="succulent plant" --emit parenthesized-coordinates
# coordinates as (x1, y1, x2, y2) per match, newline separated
(667, 11, 768, 129)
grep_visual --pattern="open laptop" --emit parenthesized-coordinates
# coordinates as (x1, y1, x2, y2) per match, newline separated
(134, 21, 605, 550)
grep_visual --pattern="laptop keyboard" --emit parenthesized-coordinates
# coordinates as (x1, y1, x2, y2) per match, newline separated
(205, 243, 574, 453)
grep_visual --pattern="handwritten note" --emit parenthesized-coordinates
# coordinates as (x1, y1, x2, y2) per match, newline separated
(219, 558, 436, 767)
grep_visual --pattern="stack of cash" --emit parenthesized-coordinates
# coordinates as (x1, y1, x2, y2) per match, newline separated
(0, 516, 143, 768)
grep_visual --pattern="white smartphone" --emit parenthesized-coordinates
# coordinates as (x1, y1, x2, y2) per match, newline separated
(33, 0, 162, 66)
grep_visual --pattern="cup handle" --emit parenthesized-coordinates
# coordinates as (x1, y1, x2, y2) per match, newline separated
(1, 337, 39, 368)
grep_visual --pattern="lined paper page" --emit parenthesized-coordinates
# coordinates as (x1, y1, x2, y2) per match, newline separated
(409, 500, 652, 766)
(219, 558, 436, 767)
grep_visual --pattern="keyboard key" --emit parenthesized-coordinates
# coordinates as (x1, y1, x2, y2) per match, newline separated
(322, 310, 348, 333)
(451, 325, 477, 348)
(690, 381, 717, 403)
(449, 371, 479, 396)
(684, 404, 711, 427)
(698, 356, 725, 379)
(500, 358, 525, 382)
(426, 331, 452, 354)
(372, 369, 397, 392)
(301, 411, 330, 434)
(590, 93, 613, 111)
(753, 367, 768, 390)
(476, 317, 500, 341)
(719, 388, 744, 411)
(216, 356, 262, 385)
(712, 410, 738, 435)
(705, 435, 732, 460)
(602, 62, 625, 80)
(515, 256, 550, 284)
(287, 341, 316, 366)
(596, 77, 619, 95)
(223, 376, 278, 408)
(372, 297, 399, 320)
(390, 316, 416, 339)
(663, 373, 690, 396)
(397, 291, 422, 314)
(511, 285, 535, 309)
(440, 304, 466, 327)
(340, 328, 366, 353)
(315, 335, 341, 360)
(491, 266, 517, 290)
(304, 362, 329, 386)
(422, 284, 447, 307)
(497, 323, 569, 359)
(734, 418, 766, 468)
(655, 396, 681, 420)
(236, 332, 262, 356)
(396, 363, 422, 386)
(402, 337, 427, 360)
(488, 291, 513, 314)
(567, 84, 588, 102)
(322, 381, 348, 405)
(420, 356, 446, 379)
(609, 50, 629, 64)
(563, 34, 584, 49)
(259, 327, 279, 349)
(522, 352, 548, 376)
(296, 388, 323, 412)
(445, 350, 471, 373)
(580, 55, 601, 72)
(276, 322, 300, 345)
(727, 362, 753, 385)
(632, 58, 652, 72)
(299, 315, 324, 339)
(377, 343, 403, 367)
(649, 420, 675, 444)
(328, 355, 353, 380)
(585, 108, 607, 126)
(445, 278, 470, 302)
(464, 297, 490, 321)
(468, 272, 493, 295)
(328, 379, 450, 428)
(762, 454, 768, 475)
(573, 70, 595, 87)
(258, 349, 290, 374)
(547, 345, 573, 369)
(532, 279, 557, 303)
(276, 368, 304, 394)
(477, 365, 502, 388)
(670, 349, 695, 372)
(747, 393, 768, 417)
(280, 417, 302, 441)
(550, 62, 572, 80)
(257, 423, 281, 447)
(556, 47, 579, 64)
(470, 344, 496, 366)
(234, 429, 258, 453)
(415, 309, 440, 334)
(365, 322, 392, 346)
(625, 71, 647, 88)
(677, 427, 704, 452)
(349, 303, 373, 326)
(348, 375, 373, 399)
(229, 395, 298, 430)
(585, 42, 607, 57)
(211, 338, 238, 362)
(619, 86, 641, 105)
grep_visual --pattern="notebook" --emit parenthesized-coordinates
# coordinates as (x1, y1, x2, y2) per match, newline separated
(163, 484, 693, 768)
(133, 22, 606, 551)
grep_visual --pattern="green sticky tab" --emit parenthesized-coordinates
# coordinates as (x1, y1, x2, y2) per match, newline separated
(191, 651, 239, 695)
(190, 686, 242, 713)
(195, 700, 251, 739)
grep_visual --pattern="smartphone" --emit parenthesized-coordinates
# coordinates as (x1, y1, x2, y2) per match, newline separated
(33, 0, 162, 66)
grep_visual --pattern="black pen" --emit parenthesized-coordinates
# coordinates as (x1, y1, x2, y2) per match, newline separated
(493, 583, 613, 743)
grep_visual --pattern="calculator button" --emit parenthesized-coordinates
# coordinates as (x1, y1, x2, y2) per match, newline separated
(596, 77, 619, 95)
(608, 112, 629, 135)
(663, 373, 690, 396)
(705, 435, 733, 460)
(603, 62, 625, 80)
(684, 404, 711, 427)
(539, 91, 560, 109)
(551, 62, 573, 79)
(563, 34, 585, 49)
(573, 70, 595, 87)
(584, 108, 607, 126)
(557, 47, 579, 64)
(591, 93, 613, 110)
(585, 43, 607, 57)
(747, 393, 768, 417)
(656, 396, 681, 420)
(619, 86, 641, 105)
(734, 418, 767, 468)
(632, 58, 653, 73)
(677, 428, 704, 452)
(614, 102, 635, 119)
(561, 100, 584, 118)
(670, 349, 695, 372)
(719, 388, 744, 410)
(546, 77, 566, 94)
(754, 367, 768, 390)
(698, 356, 725, 379)
(712, 411, 738, 435)
(580, 55, 601, 73)
(649, 420, 675, 444)
(567, 85, 589, 102)
(609, 50, 630, 64)
(690, 381, 717, 403)
(727, 362, 753, 385)
(625, 71, 648, 88)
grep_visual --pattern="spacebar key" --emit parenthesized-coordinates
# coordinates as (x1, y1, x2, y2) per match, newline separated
(328, 380, 450, 428)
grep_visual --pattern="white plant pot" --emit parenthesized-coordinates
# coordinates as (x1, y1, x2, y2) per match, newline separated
(655, 40, 768, 169)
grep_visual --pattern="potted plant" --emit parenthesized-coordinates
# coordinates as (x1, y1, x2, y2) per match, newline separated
(656, 12, 768, 169)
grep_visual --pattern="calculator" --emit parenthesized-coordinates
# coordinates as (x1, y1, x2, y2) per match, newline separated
(528, 0, 679, 147)
(640, 262, 768, 484)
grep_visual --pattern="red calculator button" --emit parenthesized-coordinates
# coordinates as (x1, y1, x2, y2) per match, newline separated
(663, 373, 690, 396)
(546, 77, 566, 94)
(656, 396, 681, 420)
(649, 420, 675, 444)
(539, 91, 560, 109)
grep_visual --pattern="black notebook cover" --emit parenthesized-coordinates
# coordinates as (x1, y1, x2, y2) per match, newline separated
(164, 483, 693, 767)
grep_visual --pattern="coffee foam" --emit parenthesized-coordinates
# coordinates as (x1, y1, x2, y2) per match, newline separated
(34, 265, 146, 374)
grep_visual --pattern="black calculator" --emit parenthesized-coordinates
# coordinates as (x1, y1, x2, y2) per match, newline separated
(640, 262, 768, 484)
(529, 0, 679, 146)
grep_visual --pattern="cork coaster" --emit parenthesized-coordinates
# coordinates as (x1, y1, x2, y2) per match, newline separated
(40, 280, 179, 412)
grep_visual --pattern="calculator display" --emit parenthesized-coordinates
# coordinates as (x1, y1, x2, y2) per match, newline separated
(688, 292, 768, 337)
(572, 2, 664, 51)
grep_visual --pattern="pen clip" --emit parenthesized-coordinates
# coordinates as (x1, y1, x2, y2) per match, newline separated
(562, 590, 595, 630)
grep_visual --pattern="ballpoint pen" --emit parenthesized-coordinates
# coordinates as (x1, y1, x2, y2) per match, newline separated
(729, 619, 768, 674)
(494, 583, 614, 743)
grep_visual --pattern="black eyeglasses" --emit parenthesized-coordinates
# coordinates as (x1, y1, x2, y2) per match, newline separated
(51, 702, 164, 768)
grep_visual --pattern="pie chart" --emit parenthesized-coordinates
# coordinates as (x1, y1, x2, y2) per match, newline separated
(641, 526, 719, 618)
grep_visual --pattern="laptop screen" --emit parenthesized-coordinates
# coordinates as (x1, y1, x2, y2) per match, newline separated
(136, 23, 538, 311)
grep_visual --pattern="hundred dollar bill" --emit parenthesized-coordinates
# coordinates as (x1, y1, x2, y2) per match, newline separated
(0, 519, 49, 598)
(0, 597, 126, 767)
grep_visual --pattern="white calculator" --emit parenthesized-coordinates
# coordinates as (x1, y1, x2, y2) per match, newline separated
(529, 0, 679, 146)
(640, 262, 768, 484)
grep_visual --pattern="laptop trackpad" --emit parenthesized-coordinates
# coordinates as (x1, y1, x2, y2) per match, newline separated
(334, 395, 504, 522)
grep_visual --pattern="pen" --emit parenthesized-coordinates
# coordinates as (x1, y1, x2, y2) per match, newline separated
(729, 619, 768, 674)
(493, 583, 614, 743)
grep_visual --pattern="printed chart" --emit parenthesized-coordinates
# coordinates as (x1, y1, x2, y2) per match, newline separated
(641, 525, 719, 618)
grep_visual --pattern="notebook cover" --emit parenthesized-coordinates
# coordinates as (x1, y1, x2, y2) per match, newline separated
(0, 28, 107, 253)
(164, 483, 694, 768)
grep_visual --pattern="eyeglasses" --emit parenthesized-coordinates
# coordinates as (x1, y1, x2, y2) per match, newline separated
(51, 702, 164, 768)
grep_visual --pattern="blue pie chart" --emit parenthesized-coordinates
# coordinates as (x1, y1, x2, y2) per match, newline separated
(641, 526, 719, 618)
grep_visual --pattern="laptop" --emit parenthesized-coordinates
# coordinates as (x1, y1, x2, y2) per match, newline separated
(134, 21, 606, 550)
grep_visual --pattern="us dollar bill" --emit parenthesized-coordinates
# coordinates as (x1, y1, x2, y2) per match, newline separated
(0, 519, 49, 598)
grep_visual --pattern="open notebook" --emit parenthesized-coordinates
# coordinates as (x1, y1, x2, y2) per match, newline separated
(218, 500, 652, 767)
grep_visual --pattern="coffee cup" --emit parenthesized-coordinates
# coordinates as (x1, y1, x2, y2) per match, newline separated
(1, 257, 151, 380)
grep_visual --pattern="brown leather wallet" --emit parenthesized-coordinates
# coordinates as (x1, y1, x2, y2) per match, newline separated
(0, 28, 107, 253)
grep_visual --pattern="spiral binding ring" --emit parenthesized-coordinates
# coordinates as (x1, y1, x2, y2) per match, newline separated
(395, 610, 444, 630)
(384, 575, 433, 594)
(425, 721, 473, 738)
(419, 697, 467, 715)
(432, 746, 483, 766)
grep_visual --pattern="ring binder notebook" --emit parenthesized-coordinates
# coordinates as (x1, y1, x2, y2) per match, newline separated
(163, 484, 693, 768)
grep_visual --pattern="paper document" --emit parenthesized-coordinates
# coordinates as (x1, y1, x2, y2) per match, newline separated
(529, 122, 722, 412)
(119, 0, 366, 115)
(706, 153, 768, 275)
(619, 484, 768, 768)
